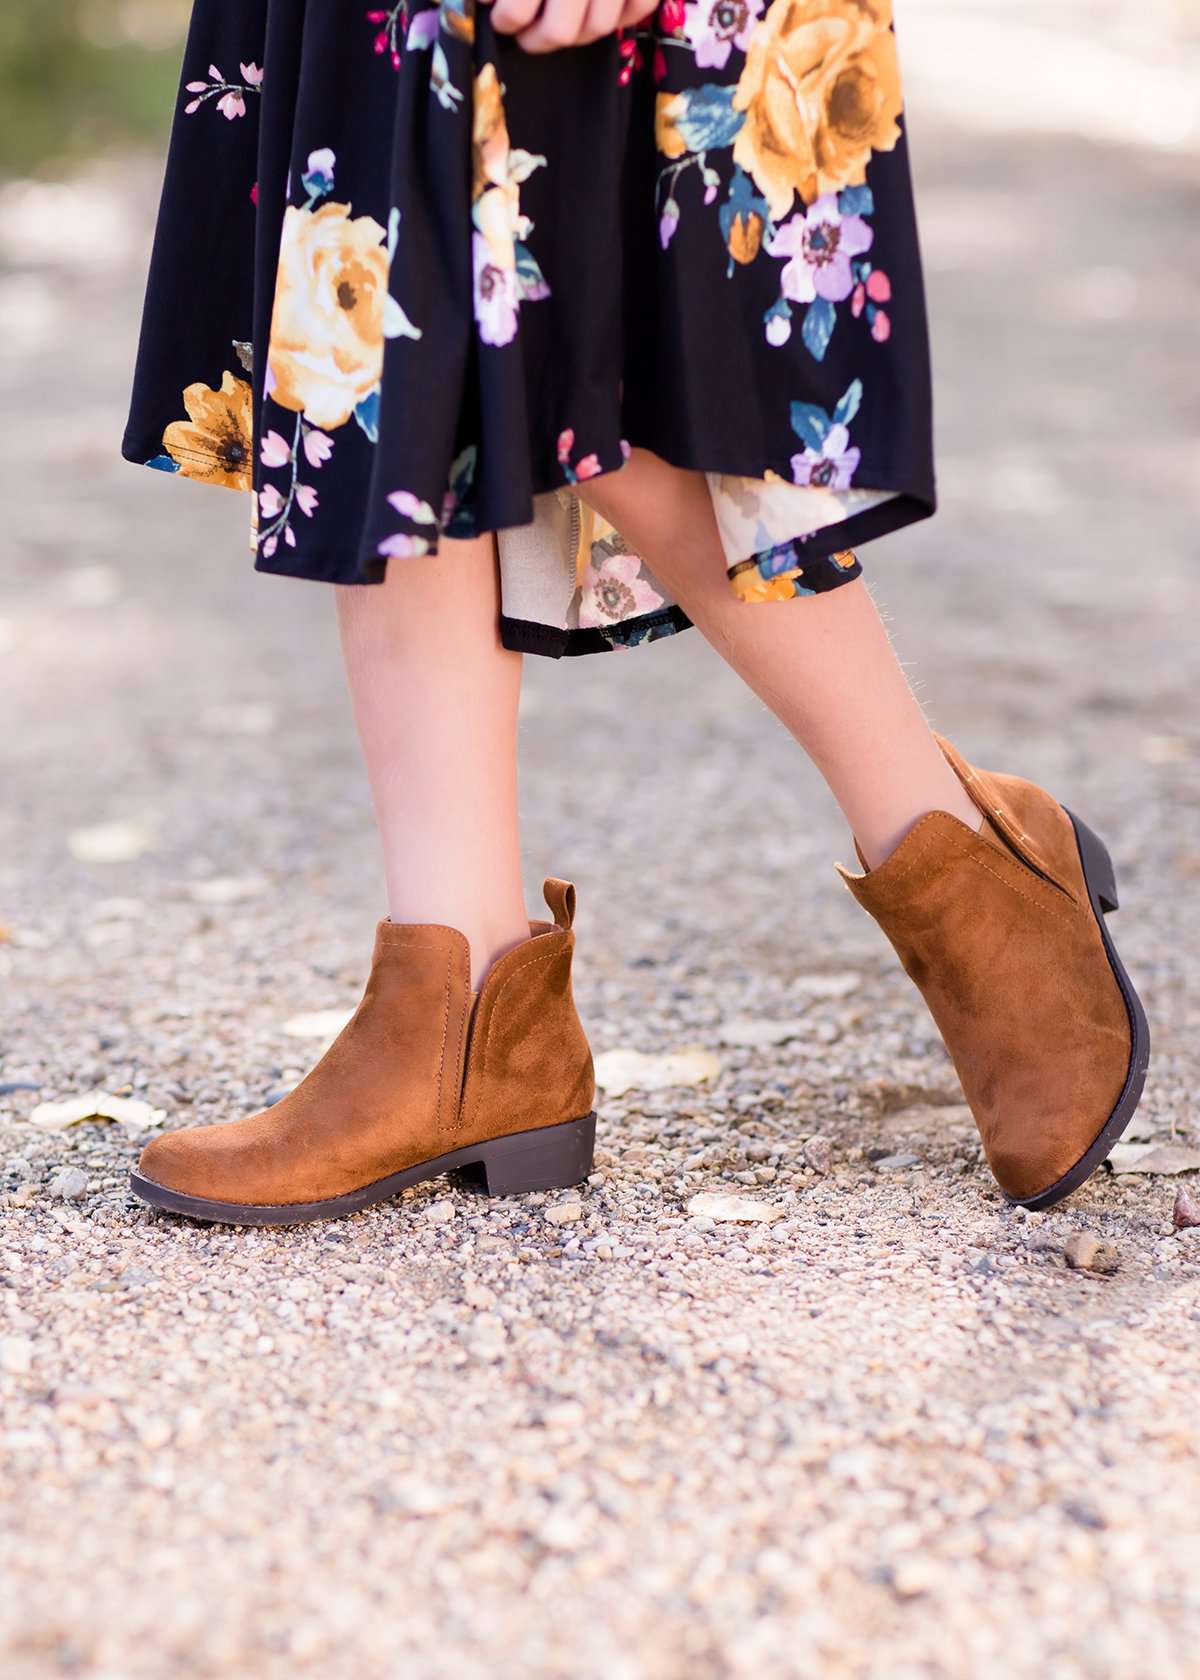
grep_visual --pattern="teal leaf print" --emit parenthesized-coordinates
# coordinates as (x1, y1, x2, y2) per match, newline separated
(672, 86, 745, 153)
(837, 185, 874, 218)
(514, 243, 550, 303)
(801, 297, 837, 361)
(790, 402, 832, 452)
(833, 379, 864, 428)
(443, 444, 478, 538)
(354, 388, 381, 442)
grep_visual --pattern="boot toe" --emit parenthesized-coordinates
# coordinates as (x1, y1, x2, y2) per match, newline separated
(136, 1124, 241, 1202)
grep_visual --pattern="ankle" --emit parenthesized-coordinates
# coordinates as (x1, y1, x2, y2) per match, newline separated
(469, 921, 532, 989)
(855, 792, 985, 871)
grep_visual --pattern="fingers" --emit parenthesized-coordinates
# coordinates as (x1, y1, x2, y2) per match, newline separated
(576, 0, 626, 43)
(493, 0, 653, 50)
(516, 0, 590, 51)
(490, 0, 542, 34)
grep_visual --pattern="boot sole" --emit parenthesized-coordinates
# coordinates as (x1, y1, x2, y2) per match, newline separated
(128, 1112, 597, 1227)
(1008, 811, 1151, 1211)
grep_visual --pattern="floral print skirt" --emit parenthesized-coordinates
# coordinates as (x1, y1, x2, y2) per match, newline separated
(123, 0, 935, 656)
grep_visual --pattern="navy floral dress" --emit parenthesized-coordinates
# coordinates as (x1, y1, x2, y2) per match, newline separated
(123, 0, 935, 656)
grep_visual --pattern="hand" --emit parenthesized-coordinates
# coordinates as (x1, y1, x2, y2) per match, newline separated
(488, 0, 659, 54)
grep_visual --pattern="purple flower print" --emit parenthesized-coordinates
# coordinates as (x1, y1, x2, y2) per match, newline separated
(683, 0, 762, 70)
(790, 423, 860, 491)
(472, 233, 520, 347)
(769, 196, 874, 305)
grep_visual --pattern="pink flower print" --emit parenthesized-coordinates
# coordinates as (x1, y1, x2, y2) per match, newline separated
(184, 64, 261, 118)
(579, 553, 664, 630)
(575, 455, 603, 480)
(259, 484, 284, 519)
(294, 484, 319, 517)
(866, 269, 892, 303)
(769, 197, 873, 305)
(682, 0, 762, 71)
(472, 233, 519, 348)
(302, 429, 334, 468)
(387, 490, 438, 524)
(377, 533, 433, 559)
(871, 311, 891, 342)
(557, 429, 576, 465)
(260, 430, 292, 469)
(790, 424, 861, 491)
(659, 0, 686, 31)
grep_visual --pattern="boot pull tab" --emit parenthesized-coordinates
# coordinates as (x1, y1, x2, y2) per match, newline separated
(543, 878, 577, 931)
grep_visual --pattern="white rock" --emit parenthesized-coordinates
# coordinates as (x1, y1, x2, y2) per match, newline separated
(48, 1167, 89, 1201)
(423, 1199, 456, 1225)
(282, 1008, 355, 1041)
(717, 1016, 802, 1048)
(68, 821, 154, 863)
(189, 876, 268, 905)
(790, 972, 862, 999)
(545, 1200, 583, 1226)
(686, 1193, 784, 1225)
(593, 1046, 721, 1097)
(0, 1337, 34, 1375)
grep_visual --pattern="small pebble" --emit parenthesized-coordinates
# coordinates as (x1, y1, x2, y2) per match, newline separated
(1064, 1233, 1120, 1276)
(1172, 1185, 1200, 1230)
(48, 1167, 89, 1202)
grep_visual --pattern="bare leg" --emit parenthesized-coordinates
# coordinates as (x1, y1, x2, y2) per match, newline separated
(336, 534, 529, 986)
(578, 450, 980, 867)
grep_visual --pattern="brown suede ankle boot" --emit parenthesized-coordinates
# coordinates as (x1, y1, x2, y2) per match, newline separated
(130, 879, 596, 1225)
(838, 737, 1150, 1210)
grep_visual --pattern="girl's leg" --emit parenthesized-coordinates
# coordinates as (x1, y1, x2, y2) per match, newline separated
(336, 533, 529, 985)
(576, 450, 980, 867)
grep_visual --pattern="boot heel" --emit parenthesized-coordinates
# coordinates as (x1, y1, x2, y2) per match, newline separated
(1067, 809, 1119, 914)
(473, 1114, 596, 1196)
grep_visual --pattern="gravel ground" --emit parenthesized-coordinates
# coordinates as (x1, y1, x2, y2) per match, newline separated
(2, 15, 1199, 1677)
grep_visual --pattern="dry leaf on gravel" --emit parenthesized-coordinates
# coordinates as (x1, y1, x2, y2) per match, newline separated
(687, 1192, 783, 1224)
(717, 1016, 802, 1048)
(282, 1008, 355, 1041)
(29, 1092, 166, 1133)
(1107, 1143, 1200, 1176)
(593, 1046, 720, 1096)
(68, 821, 154, 863)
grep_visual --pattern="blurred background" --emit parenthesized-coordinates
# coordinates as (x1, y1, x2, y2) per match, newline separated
(3, 0, 1198, 172)
(2, 5, 1200, 1680)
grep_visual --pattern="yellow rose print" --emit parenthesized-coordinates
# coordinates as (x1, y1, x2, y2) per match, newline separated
(267, 201, 392, 431)
(733, 0, 901, 219)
